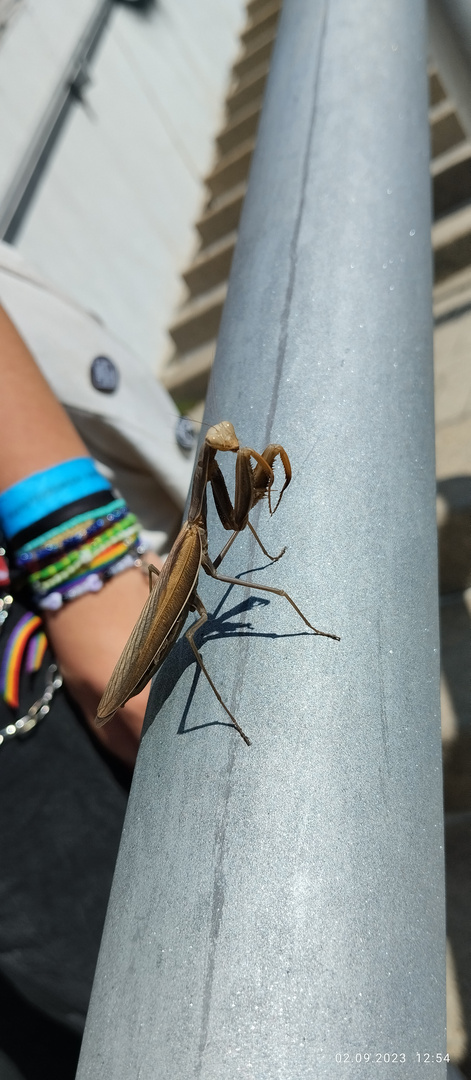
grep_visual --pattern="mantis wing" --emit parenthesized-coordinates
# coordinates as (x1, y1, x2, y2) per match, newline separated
(96, 523, 203, 725)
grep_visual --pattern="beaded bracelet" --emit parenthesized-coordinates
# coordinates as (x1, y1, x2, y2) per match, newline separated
(28, 514, 138, 586)
(16, 500, 127, 567)
(0, 465, 147, 710)
(38, 547, 143, 610)
(31, 537, 140, 604)
(2, 463, 145, 614)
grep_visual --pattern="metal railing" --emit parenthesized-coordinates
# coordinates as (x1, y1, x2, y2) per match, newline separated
(77, 1, 445, 1076)
(0, 0, 112, 243)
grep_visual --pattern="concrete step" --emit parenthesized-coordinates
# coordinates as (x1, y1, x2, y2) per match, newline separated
(433, 204, 471, 249)
(160, 341, 216, 404)
(168, 282, 227, 354)
(196, 182, 247, 246)
(438, 490, 471, 596)
(241, 0, 281, 48)
(433, 205, 471, 281)
(442, 646, 471, 811)
(445, 811, 471, 1059)
(432, 142, 471, 218)
(216, 97, 263, 156)
(436, 234, 471, 284)
(446, 940, 468, 1071)
(205, 136, 255, 198)
(247, 0, 278, 16)
(226, 59, 270, 115)
(183, 231, 237, 298)
(430, 100, 466, 159)
(233, 25, 277, 80)
(429, 66, 447, 106)
(435, 300, 471, 474)
(434, 264, 471, 319)
(430, 98, 456, 125)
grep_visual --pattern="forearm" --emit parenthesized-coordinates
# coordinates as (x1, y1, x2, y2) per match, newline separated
(0, 305, 87, 490)
(0, 305, 161, 768)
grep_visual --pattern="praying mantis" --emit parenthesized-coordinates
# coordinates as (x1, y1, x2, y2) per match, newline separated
(96, 421, 339, 745)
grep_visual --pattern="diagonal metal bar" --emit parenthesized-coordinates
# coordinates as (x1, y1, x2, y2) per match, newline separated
(0, 0, 113, 243)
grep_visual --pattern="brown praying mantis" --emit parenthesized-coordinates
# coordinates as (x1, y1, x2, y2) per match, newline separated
(96, 421, 339, 745)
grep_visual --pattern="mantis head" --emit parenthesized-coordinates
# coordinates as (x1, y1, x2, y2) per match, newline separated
(205, 421, 239, 453)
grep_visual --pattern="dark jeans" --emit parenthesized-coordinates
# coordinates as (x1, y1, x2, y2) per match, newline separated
(0, 602, 130, 1079)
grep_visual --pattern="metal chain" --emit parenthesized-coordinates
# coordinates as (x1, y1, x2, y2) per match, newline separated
(0, 663, 63, 747)
(0, 557, 63, 747)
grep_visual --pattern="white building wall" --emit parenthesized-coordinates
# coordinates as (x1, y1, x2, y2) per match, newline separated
(0, 0, 244, 370)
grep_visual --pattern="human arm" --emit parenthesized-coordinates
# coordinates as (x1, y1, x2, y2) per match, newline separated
(0, 305, 161, 768)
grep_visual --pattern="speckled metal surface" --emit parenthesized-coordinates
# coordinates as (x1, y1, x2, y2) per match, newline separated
(77, 1, 446, 1077)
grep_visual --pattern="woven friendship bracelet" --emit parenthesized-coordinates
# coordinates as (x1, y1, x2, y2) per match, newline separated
(38, 543, 143, 610)
(28, 514, 138, 585)
(15, 500, 127, 564)
(30, 527, 140, 599)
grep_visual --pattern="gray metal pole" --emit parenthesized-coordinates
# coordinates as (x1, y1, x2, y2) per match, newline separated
(428, 0, 471, 140)
(77, 1, 445, 1077)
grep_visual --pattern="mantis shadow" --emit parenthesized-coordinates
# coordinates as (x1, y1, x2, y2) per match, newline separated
(143, 577, 314, 739)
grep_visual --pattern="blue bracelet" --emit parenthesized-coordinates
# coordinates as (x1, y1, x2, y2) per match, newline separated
(0, 458, 111, 541)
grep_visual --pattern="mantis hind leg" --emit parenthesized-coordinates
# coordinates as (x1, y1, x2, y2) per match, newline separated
(204, 563, 340, 641)
(185, 595, 251, 746)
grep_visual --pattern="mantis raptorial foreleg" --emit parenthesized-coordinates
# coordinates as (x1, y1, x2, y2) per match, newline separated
(208, 444, 291, 569)
(250, 443, 292, 514)
(213, 520, 286, 571)
(248, 521, 286, 562)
